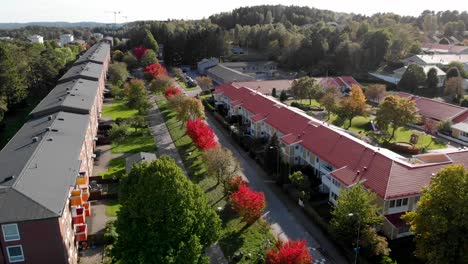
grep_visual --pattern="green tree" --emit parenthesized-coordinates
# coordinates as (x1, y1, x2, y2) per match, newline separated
(0, 43, 28, 107)
(336, 85, 368, 129)
(149, 75, 173, 93)
(320, 86, 340, 120)
(141, 49, 158, 67)
(115, 156, 221, 264)
(331, 184, 388, 256)
(444, 77, 464, 102)
(426, 67, 439, 90)
(447, 61, 466, 78)
(0, 97, 7, 123)
(123, 52, 139, 69)
(446, 66, 462, 79)
(365, 84, 387, 104)
(112, 50, 124, 62)
(143, 29, 159, 53)
(108, 123, 130, 143)
(108, 62, 129, 85)
(398, 64, 426, 92)
(291, 77, 323, 105)
(279, 90, 288, 102)
(402, 165, 467, 264)
(124, 79, 150, 113)
(175, 97, 205, 125)
(271, 88, 277, 98)
(375, 95, 419, 141)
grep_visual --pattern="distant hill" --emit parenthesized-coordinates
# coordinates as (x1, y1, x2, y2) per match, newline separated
(0, 22, 112, 29)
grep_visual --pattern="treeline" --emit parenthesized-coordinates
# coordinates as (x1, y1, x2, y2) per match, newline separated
(116, 6, 466, 75)
(0, 40, 83, 122)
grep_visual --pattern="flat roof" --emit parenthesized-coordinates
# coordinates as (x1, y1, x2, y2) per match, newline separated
(30, 78, 99, 118)
(0, 111, 89, 223)
(452, 122, 468, 132)
(59, 62, 104, 84)
(74, 42, 110, 65)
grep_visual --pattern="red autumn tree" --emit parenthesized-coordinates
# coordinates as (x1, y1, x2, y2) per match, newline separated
(225, 175, 247, 195)
(165, 87, 181, 98)
(186, 118, 218, 150)
(144, 63, 168, 80)
(230, 185, 266, 223)
(133, 46, 148, 60)
(266, 240, 312, 264)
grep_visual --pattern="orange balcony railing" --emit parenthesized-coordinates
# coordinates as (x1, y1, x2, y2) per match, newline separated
(74, 224, 87, 242)
(70, 189, 83, 207)
(83, 202, 91, 217)
(76, 176, 88, 186)
(71, 206, 85, 224)
(79, 185, 89, 201)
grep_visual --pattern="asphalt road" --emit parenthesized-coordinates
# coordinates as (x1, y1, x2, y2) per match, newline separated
(205, 114, 349, 264)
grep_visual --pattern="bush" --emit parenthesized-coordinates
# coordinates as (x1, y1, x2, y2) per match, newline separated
(224, 175, 247, 195)
(202, 99, 216, 112)
(230, 185, 266, 224)
(104, 220, 118, 245)
(437, 119, 453, 134)
(110, 85, 124, 100)
(108, 123, 130, 143)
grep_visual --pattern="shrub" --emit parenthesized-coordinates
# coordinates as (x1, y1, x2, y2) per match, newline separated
(437, 119, 453, 134)
(104, 220, 118, 245)
(165, 86, 182, 98)
(108, 123, 130, 143)
(265, 240, 312, 264)
(230, 185, 266, 224)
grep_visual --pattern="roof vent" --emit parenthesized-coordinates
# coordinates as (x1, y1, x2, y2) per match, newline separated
(58, 118, 64, 121)
(46, 127, 51, 131)
(363, 166, 367, 171)
(356, 170, 360, 175)
(47, 137, 53, 141)
(48, 115, 53, 120)
(67, 91, 71, 94)
(52, 129, 59, 132)
(58, 98, 63, 101)
(2, 175, 15, 183)
(32, 137, 39, 142)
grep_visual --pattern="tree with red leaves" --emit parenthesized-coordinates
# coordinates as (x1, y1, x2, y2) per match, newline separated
(186, 118, 218, 150)
(225, 175, 247, 195)
(165, 87, 182, 98)
(144, 63, 168, 81)
(266, 240, 312, 264)
(230, 185, 266, 224)
(133, 46, 148, 60)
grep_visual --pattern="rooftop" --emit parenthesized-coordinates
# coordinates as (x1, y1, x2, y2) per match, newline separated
(29, 79, 99, 118)
(74, 42, 110, 66)
(406, 54, 468, 65)
(421, 43, 468, 54)
(59, 62, 104, 84)
(0, 112, 89, 223)
(233, 80, 294, 94)
(207, 64, 254, 83)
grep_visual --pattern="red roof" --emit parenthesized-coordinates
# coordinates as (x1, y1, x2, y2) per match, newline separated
(422, 43, 468, 54)
(316, 76, 361, 89)
(233, 80, 294, 95)
(215, 83, 468, 199)
(397, 93, 468, 122)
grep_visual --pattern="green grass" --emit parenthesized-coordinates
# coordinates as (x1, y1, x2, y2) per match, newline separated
(0, 98, 41, 149)
(294, 99, 320, 107)
(157, 97, 275, 261)
(175, 77, 199, 91)
(105, 200, 121, 217)
(111, 128, 156, 154)
(99, 157, 126, 179)
(102, 101, 138, 119)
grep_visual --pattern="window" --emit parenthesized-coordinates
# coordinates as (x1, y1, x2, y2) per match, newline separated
(389, 200, 395, 208)
(331, 192, 339, 201)
(396, 199, 402, 207)
(389, 198, 409, 208)
(402, 198, 408, 206)
(7, 245, 24, 262)
(2, 224, 20, 241)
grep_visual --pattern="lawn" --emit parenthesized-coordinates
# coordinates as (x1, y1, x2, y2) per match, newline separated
(157, 98, 275, 262)
(105, 200, 121, 217)
(293, 99, 320, 107)
(102, 101, 138, 119)
(110, 127, 156, 154)
(99, 157, 125, 179)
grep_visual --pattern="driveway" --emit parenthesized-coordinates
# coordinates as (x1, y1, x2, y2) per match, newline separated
(205, 114, 348, 264)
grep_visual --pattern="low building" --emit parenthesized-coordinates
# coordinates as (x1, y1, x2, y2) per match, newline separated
(206, 64, 254, 84)
(74, 42, 111, 73)
(221, 61, 278, 78)
(214, 83, 468, 240)
(403, 54, 468, 67)
(197, 58, 219, 74)
(101, 36, 113, 47)
(28, 35, 44, 44)
(451, 122, 468, 142)
(316, 76, 362, 95)
(125, 152, 157, 173)
(60, 34, 74, 47)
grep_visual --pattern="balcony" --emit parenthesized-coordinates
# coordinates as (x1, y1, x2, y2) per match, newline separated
(79, 185, 90, 201)
(74, 224, 87, 242)
(70, 189, 83, 206)
(76, 175, 88, 185)
(83, 202, 91, 217)
(71, 206, 85, 224)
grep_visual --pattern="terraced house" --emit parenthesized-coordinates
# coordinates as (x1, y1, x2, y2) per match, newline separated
(214, 82, 468, 240)
(0, 41, 110, 264)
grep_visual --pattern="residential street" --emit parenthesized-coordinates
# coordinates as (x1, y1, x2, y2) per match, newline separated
(205, 114, 349, 264)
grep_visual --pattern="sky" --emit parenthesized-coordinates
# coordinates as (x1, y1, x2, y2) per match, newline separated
(0, 0, 467, 23)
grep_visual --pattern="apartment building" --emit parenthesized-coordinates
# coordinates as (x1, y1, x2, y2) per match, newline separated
(0, 42, 110, 264)
(59, 34, 74, 47)
(214, 83, 468, 240)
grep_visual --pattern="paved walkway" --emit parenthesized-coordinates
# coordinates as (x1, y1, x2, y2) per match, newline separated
(148, 94, 187, 174)
(205, 113, 348, 264)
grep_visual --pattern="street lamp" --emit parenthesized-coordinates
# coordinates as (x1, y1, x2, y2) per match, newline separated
(348, 213, 361, 264)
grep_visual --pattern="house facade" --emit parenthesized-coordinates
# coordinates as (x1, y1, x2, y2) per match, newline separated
(0, 42, 109, 264)
(60, 34, 74, 47)
(214, 83, 468, 240)
(28, 35, 44, 44)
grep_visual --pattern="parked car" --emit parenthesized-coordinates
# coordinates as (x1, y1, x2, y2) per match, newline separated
(187, 80, 197, 87)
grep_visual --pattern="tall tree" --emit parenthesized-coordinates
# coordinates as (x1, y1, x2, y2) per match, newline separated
(124, 79, 150, 113)
(230, 185, 266, 224)
(0, 97, 7, 123)
(108, 62, 129, 85)
(446, 66, 462, 79)
(143, 29, 159, 53)
(402, 165, 467, 264)
(320, 86, 341, 120)
(203, 147, 241, 186)
(447, 62, 466, 78)
(398, 64, 426, 92)
(331, 184, 388, 257)
(115, 156, 221, 264)
(336, 85, 368, 129)
(426, 67, 440, 91)
(444, 77, 464, 102)
(375, 95, 419, 141)
(291, 77, 323, 105)
(0, 43, 28, 107)
(176, 97, 205, 125)
(140, 49, 158, 67)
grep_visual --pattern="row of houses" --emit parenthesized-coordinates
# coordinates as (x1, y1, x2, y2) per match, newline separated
(0, 40, 111, 264)
(214, 82, 468, 240)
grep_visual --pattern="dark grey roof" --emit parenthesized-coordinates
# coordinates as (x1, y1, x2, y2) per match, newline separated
(59, 62, 104, 84)
(221, 61, 277, 68)
(0, 111, 89, 223)
(207, 64, 254, 83)
(29, 79, 99, 118)
(125, 152, 157, 173)
(74, 43, 110, 66)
